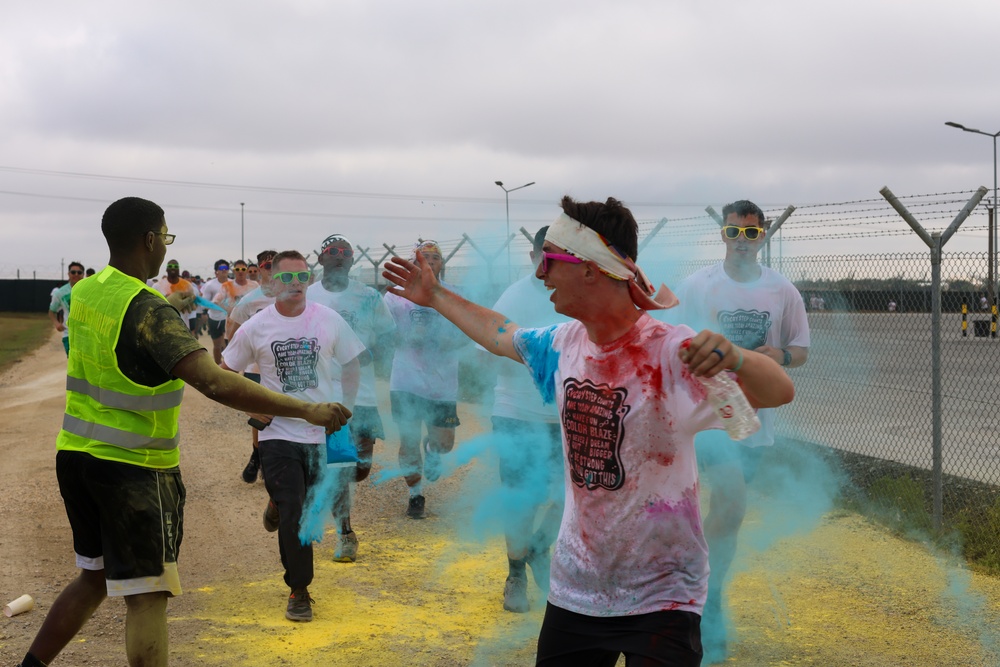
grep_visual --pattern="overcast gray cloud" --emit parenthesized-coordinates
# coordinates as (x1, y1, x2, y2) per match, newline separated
(3, 0, 999, 278)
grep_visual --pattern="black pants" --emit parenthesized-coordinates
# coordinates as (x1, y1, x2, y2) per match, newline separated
(536, 603, 702, 667)
(259, 439, 321, 590)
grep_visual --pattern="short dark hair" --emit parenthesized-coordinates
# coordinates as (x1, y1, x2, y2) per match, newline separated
(533, 226, 549, 254)
(559, 196, 638, 260)
(85, 268, 95, 276)
(68, 261, 85, 272)
(722, 200, 765, 227)
(101, 197, 165, 252)
(257, 249, 278, 263)
(272, 250, 307, 272)
(214, 259, 230, 271)
(248, 263, 258, 269)
(233, 259, 248, 268)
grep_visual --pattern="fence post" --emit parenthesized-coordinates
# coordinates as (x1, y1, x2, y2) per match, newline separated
(880, 185, 988, 531)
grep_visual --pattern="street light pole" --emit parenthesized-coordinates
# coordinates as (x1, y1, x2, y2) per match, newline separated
(240, 202, 245, 262)
(946, 122, 1000, 324)
(494, 180, 535, 282)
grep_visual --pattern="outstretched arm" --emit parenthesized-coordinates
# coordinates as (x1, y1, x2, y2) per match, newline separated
(383, 255, 521, 363)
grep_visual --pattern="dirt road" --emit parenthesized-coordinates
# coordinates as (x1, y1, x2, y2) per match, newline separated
(2, 331, 1000, 666)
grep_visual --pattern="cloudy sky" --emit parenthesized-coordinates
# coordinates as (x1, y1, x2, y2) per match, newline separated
(3, 0, 999, 280)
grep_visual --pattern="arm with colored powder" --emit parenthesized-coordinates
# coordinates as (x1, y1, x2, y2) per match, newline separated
(383, 255, 521, 363)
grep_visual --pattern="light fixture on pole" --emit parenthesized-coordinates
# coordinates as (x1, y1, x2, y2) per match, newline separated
(946, 121, 1000, 315)
(240, 202, 245, 262)
(495, 180, 535, 282)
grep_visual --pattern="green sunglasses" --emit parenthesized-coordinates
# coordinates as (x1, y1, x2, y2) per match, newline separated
(273, 271, 311, 284)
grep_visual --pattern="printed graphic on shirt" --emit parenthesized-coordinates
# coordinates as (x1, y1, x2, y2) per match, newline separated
(271, 338, 320, 392)
(562, 379, 630, 491)
(717, 309, 772, 350)
(337, 309, 358, 330)
(409, 308, 437, 329)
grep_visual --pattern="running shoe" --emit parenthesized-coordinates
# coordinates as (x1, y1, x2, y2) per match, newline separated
(407, 494, 426, 519)
(502, 576, 529, 613)
(286, 588, 313, 622)
(263, 499, 279, 532)
(241, 450, 260, 483)
(333, 531, 358, 562)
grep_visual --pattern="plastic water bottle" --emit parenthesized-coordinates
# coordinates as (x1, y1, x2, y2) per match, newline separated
(698, 372, 761, 441)
(681, 339, 760, 440)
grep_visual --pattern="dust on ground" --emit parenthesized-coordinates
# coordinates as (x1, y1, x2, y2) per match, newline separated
(2, 331, 1000, 666)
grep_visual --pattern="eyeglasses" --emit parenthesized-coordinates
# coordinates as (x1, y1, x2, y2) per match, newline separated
(69, 270, 84, 275)
(259, 261, 273, 270)
(216, 265, 230, 271)
(273, 271, 311, 284)
(540, 251, 585, 274)
(157, 232, 176, 245)
(323, 246, 354, 258)
(722, 225, 763, 241)
(233, 267, 247, 272)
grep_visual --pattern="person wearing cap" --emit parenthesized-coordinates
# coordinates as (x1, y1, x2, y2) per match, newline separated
(673, 199, 810, 662)
(199, 259, 237, 364)
(383, 240, 469, 520)
(383, 195, 794, 666)
(306, 234, 396, 561)
(16, 198, 352, 667)
(153, 259, 200, 334)
(49, 261, 86, 355)
(229, 249, 279, 484)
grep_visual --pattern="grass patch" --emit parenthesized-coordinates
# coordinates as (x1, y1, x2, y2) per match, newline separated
(0, 312, 52, 374)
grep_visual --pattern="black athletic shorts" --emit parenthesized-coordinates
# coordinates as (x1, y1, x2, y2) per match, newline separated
(350, 405, 385, 442)
(390, 391, 460, 428)
(56, 450, 185, 597)
(207, 318, 226, 340)
(535, 603, 702, 667)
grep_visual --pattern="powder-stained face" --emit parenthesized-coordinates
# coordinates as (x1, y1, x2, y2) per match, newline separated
(320, 239, 355, 276)
(272, 258, 310, 307)
(419, 250, 443, 278)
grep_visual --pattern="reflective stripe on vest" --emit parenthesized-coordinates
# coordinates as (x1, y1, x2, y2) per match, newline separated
(65, 376, 184, 412)
(61, 414, 180, 451)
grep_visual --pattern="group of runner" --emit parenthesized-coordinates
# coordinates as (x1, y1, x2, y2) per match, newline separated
(22, 195, 808, 667)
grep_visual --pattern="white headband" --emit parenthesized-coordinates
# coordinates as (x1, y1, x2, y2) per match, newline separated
(545, 212, 677, 310)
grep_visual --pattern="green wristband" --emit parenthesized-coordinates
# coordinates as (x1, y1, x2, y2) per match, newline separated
(730, 350, 744, 372)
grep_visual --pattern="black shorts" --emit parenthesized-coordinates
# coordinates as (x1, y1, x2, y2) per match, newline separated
(244, 372, 261, 384)
(56, 450, 185, 597)
(207, 318, 226, 340)
(390, 391, 460, 428)
(350, 405, 385, 442)
(535, 603, 702, 667)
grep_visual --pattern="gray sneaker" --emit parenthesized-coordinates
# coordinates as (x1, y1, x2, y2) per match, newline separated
(286, 588, 313, 622)
(502, 576, 529, 613)
(333, 531, 358, 562)
(263, 499, 279, 533)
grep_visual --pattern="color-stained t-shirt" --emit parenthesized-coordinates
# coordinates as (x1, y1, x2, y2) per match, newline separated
(514, 313, 718, 617)
(307, 280, 395, 408)
(223, 302, 365, 445)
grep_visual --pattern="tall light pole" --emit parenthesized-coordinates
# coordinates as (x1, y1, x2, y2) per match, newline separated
(946, 121, 999, 308)
(240, 202, 245, 262)
(495, 180, 535, 282)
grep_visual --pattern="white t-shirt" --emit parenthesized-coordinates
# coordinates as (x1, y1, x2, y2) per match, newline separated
(307, 280, 396, 408)
(152, 277, 199, 323)
(489, 273, 568, 423)
(675, 262, 810, 448)
(514, 314, 719, 617)
(384, 281, 468, 402)
(222, 302, 365, 444)
(229, 286, 276, 326)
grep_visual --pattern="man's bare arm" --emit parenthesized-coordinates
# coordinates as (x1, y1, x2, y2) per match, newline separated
(174, 349, 350, 432)
(382, 255, 521, 363)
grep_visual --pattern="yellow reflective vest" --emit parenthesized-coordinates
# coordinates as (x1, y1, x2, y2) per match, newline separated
(57, 265, 185, 468)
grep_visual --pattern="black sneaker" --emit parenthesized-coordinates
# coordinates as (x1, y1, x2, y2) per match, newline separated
(241, 450, 260, 483)
(286, 588, 313, 622)
(263, 499, 279, 532)
(407, 494, 426, 519)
